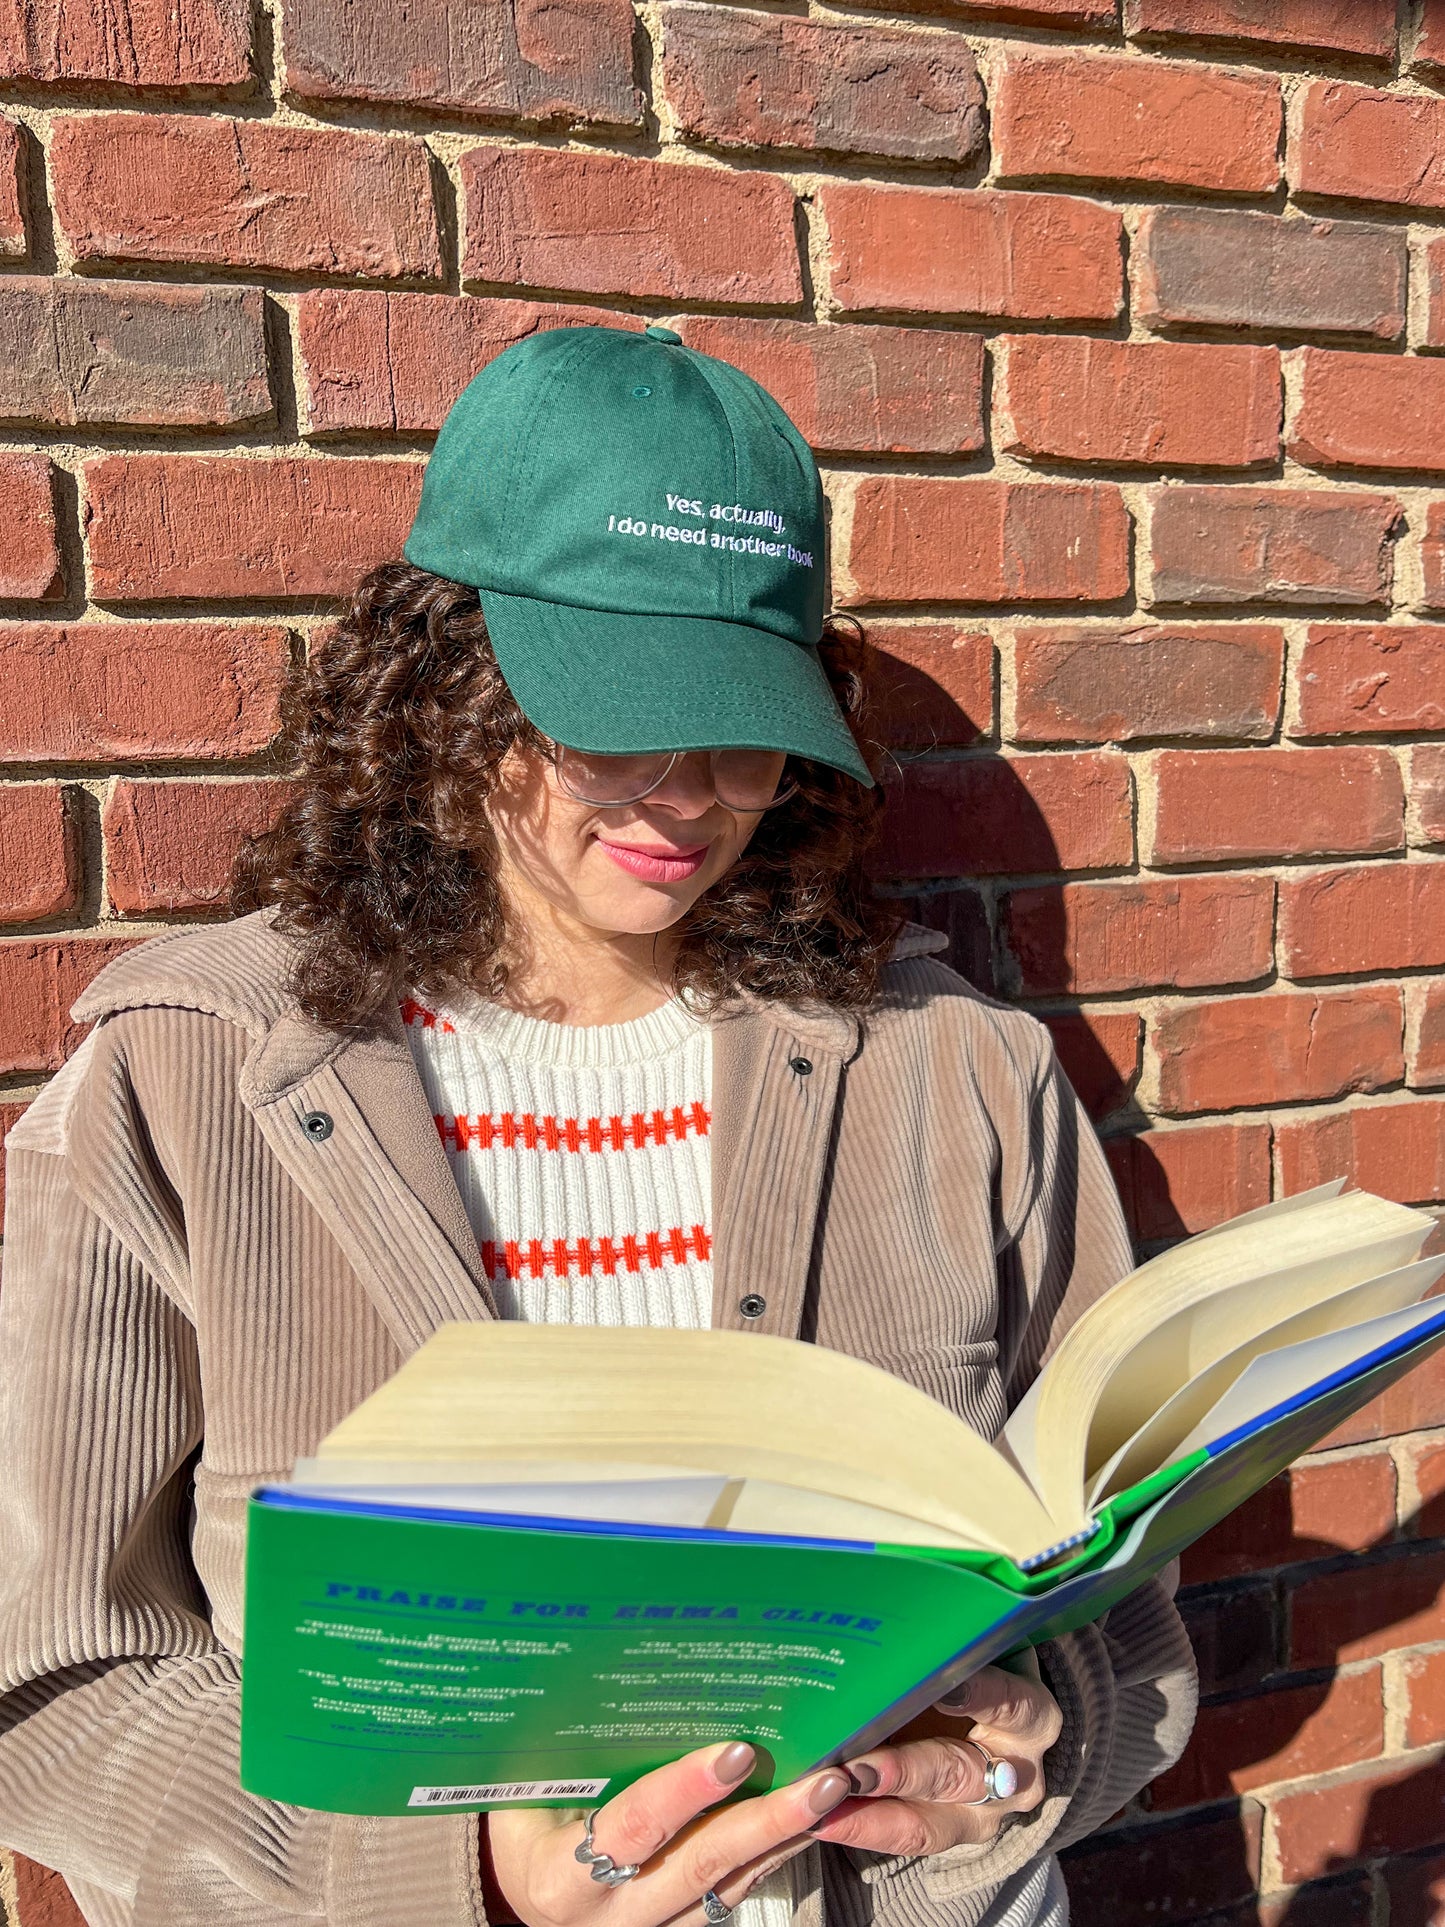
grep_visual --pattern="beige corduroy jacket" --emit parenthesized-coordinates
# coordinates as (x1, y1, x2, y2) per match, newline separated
(0, 908, 1196, 1927)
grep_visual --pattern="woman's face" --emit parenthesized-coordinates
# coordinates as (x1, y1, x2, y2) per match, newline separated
(486, 740, 782, 940)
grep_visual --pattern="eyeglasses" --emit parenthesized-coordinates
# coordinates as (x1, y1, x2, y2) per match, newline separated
(548, 741, 798, 812)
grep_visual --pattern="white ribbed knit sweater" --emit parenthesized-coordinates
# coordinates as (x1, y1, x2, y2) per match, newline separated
(401, 990, 1066, 1927)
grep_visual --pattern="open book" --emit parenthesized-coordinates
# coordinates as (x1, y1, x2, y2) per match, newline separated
(241, 1183, 1445, 1815)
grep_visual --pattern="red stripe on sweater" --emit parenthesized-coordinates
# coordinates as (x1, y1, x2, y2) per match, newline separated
(435, 1104, 709, 1154)
(400, 996, 455, 1034)
(481, 1225, 711, 1282)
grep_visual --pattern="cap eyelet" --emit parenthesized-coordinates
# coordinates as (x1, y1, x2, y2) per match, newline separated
(300, 1110, 334, 1141)
(740, 1294, 767, 1320)
(789, 1056, 813, 1077)
(631, 385, 652, 399)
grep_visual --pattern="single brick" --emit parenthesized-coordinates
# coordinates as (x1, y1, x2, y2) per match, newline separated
(866, 623, 992, 748)
(876, 752, 1133, 879)
(0, 0, 251, 84)
(1174, 1580, 1278, 1695)
(1280, 863, 1445, 978)
(50, 114, 441, 281)
(281, 0, 638, 125)
(1406, 1435, 1445, 1536)
(462, 147, 799, 306)
(679, 317, 985, 456)
(1105, 1120, 1272, 1241)
(1012, 622, 1283, 744)
(104, 777, 295, 915)
(1146, 485, 1399, 607)
(1419, 747, 1445, 846)
(1041, 1011, 1141, 1122)
(1059, 1804, 1264, 1927)
(0, 453, 60, 598)
(819, 181, 1122, 323)
(1293, 81, 1445, 212)
(662, 6, 983, 164)
(1150, 1669, 1385, 1812)
(0, 783, 76, 921)
(1423, 236, 1445, 350)
(845, 0, 1114, 20)
(0, 278, 269, 429)
(1150, 746, 1404, 864)
(846, 477, 1130, 605)
(991, 48, 1280, 195)
(1297, 625, 1445, 736)
(1404, 1651, 1445, 1748)
(1277, 1098, 1445, 1204)
(85, 455, 423, 599)
(1417, 0, 1445, 78)
(1275, 1750, 1445, 1883)
(1290, 1547, 1445, 1671)
(1291, 348, 1445, 474)
(998, 334, 1278, 469)
(0, 622, 288, 760)
(1185, 1456, 1397, 1585)
(0, 937, 139, 1074)
(297, 292, 639, 435)
(1135, 207, 1406, 340)
(1152, 986, 1404, 1114)
(0, 117, 24, 256)
(1414, 502, 1445, 613)
(1412, 980, 1445, 1088)
(1003, 873, 1274, 996)
(1129, 0, 1396, 60)
(11, 1857, 86, 1927)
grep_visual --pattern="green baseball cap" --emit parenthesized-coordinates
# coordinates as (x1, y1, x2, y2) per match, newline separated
(404, 322, 871, 786)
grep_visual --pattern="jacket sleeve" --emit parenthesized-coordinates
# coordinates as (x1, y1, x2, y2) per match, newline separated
(0, 1027, 487, 1927)
(829, 1028, 1198, 1918)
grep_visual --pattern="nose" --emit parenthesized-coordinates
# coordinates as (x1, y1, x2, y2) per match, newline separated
(645, 752, 720, 818)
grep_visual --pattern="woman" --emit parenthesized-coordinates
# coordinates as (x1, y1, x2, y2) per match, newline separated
(0, 325, 1196, 1927)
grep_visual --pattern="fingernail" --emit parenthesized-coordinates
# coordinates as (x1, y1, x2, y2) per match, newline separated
(937, 1678, 973, 1709)
(806, 1770, 853, 1817)
(846, 1762, 880, 1794)
(714, 1742, 756, 1785)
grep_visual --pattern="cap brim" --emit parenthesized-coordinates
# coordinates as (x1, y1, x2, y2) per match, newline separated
(478, 590, 873, 787)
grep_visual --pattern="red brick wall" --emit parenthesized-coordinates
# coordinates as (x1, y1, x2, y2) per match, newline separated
(2, 1, 1445, 1922)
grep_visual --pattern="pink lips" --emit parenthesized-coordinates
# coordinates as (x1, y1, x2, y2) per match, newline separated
(596, 838, 711, 883)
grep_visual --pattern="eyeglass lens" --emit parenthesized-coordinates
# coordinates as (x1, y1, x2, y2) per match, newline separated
(553, 745, 792, 810)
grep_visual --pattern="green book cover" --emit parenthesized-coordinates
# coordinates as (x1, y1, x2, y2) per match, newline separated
(239, 1307, 1445, 1816)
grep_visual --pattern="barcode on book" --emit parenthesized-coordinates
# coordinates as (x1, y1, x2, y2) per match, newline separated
(408, 1778, 610, 1807)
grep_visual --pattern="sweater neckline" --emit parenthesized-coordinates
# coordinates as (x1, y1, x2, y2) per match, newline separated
(419, 989, 707, 1071)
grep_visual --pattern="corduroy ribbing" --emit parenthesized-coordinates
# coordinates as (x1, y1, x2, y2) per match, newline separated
(0, 908, 1197, 1926)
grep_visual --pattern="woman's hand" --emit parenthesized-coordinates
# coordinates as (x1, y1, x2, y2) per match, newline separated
(486, 1741, 853, 1927)
(805, 1664, 1063, 1857)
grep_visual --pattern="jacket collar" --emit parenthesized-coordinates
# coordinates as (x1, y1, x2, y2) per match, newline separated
(70, 908, 945, 1355)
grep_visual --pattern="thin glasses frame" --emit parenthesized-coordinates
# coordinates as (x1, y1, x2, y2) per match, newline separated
(547, 740, 799, 812)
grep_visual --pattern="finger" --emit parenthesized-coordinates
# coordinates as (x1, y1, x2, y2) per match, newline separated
(933, 1665, 1059, 1742)
(620, 1768, 854, 1922)
(587, 1740, 760, 1872)
(842, 1734, 992, 1807)
(657, 1832, 816, 1927)
(804, 1793, 1003, 1856)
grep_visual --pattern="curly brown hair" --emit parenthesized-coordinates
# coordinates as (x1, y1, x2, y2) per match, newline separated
(231, 561, 901, 1031)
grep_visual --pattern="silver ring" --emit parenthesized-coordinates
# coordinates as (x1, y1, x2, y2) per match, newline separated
(702, 1892, 733, 1924)
(959, 1739, 1018, 1806)
(575, 1808, 640, 1886)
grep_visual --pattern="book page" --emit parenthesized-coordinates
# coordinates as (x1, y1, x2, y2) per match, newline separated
(1168, 1295, 1445, 1464)
(314, 1325, 1062, 1561)
(1002, 1192, 1434, 1535)
(1087, 1254, 1445, 1505)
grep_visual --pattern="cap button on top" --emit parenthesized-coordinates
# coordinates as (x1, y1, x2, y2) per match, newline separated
(643, 324, 682, 344)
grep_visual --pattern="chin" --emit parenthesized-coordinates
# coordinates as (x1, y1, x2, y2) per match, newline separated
(586, 886, 702, 937)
